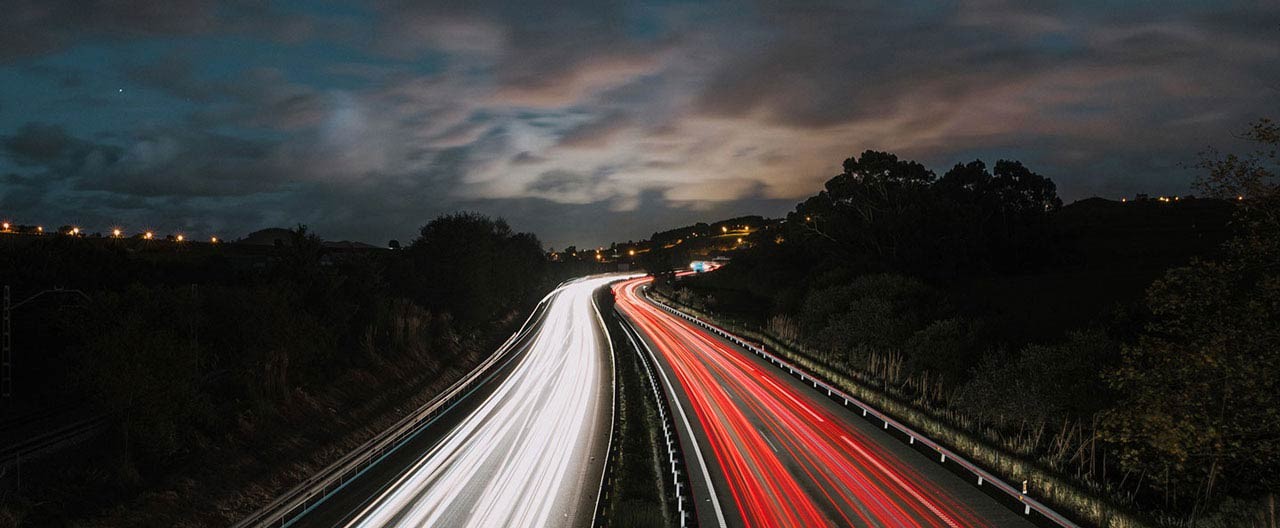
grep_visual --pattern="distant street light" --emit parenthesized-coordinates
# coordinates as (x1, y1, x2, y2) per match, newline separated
(71, 227, 80, 235)
(210, 236, 218, 243)
(1, 222, 9, 231)
(736, 237, 743, 244)
(628, 249, 636, 256)
(35, 226, 43, 233)
(144, 231, 153, 240)
(722, 226, 728, 233)
(176, 234, 184, 242)
(112, 228, 122, 237)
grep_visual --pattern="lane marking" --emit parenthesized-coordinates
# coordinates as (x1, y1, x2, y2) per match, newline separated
(618, 305, 728, 528)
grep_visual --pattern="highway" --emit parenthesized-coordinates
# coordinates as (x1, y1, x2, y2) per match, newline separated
(614, 276, 1035, 528)
(292, 276, 621, 528)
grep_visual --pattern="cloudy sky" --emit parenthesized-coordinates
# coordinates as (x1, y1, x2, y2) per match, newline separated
(1, 1, 1276, 247)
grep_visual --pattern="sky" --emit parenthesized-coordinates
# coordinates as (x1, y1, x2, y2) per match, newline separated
(1, 1, 1277, 248)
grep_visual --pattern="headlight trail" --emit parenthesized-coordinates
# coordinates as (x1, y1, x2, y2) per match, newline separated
(615, 276, 1029, 528)
(329, 276, 621, 528)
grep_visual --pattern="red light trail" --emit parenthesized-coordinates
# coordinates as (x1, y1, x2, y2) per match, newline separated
(614, 276, 1002, 528)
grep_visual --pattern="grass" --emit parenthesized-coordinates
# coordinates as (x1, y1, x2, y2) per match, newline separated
(597, 289, 678, 527)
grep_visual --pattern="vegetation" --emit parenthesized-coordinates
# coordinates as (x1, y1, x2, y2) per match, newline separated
(596, 289, 678, 527)
(0, 213, 567, 526)
(651, 122, 1276, 526)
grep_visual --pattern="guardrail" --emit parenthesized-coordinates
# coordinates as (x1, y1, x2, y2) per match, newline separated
(644, 288, 1081, 528)
(615, 312, 697, 528)
(0, 413, 109, 489)
(233, 289, 559, 528)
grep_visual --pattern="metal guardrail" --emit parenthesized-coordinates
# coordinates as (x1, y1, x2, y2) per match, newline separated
(233, 289, 560, 528)
(615, 311, 696, 528)
(644, 289, 1082, 528)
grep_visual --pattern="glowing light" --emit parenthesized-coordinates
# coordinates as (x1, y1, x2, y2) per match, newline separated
(36, 226, 43, 233)
(144, 231, 153, 240)
(613, 276, 990, 528)
(112, 228, 122, 237)
(348, 277, 630, 527)
(722, 226, 728, 233)
(1, 222, 8, 231)
(210, 236, 218, 243)
(176, 234, 184, 242)
(71, 227, 80, 235)
(736, 237, 743, 244)
(628, 249, 636, 256)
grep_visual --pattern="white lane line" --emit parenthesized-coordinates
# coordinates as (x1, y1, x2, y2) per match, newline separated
(589, 281, 623, 524)
(620, 310, 728, 528)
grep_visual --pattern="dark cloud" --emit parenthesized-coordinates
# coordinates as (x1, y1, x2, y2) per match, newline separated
(0, 0, 312, 62)
(3, 122, 287, 197)
(556, 112, 631, 148)
(0, 0, 1275, 247)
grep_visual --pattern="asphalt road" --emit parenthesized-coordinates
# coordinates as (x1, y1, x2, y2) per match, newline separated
(614, 276, 1035, 528)
(293, 276, 619, 528)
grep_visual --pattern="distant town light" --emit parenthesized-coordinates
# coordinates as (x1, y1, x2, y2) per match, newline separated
(736, 237, 743, 244)
(112, 228, 122, 237)
(210, 236, 218, 243)
(71, 227, 80, 235)
(144, 231, 153, 240)
(36, 226, 43, 233)
(176, 234, 184, 242)
(628, 249, 636, 256)
(1238, 195, 1245, 201)
(1121, 197, 1127, 203)
(805, 216, 812, 222)
(1, 222, 9, 231)
(722, 226, 728, 233)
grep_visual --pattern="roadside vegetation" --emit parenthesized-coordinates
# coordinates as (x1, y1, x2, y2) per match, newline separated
(0, 213, 579, 526)
(595, 289, 678, 528)
(648, 120, 1279, 527)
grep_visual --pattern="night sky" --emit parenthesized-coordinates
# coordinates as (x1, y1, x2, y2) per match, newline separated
(1, 1, 1276, 248)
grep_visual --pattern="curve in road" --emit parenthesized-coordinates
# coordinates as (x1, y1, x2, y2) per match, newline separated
(296, 276, 620, 528)
(614, 275, 1033, 528)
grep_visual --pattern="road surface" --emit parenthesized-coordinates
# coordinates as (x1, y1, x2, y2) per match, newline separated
(293, 276, 620, 528)
(614, 276, 1034, 528)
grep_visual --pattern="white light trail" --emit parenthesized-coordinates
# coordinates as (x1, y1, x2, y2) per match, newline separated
(346, 276, 621, 528)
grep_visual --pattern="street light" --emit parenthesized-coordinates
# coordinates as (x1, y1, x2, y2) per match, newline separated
(71, 227, 80, 235)
(628, 249, 636, 256)
(144, 231, 153, 240)
(1, 222, 9, 231)
(176, 234, 184, 242)
(210, 236, 218, 243)
(722, 226, 728, 233)
(112, 228, 122, 238)
(35, 226, 43, 234)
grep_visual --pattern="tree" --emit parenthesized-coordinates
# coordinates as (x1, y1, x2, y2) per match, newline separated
(1105, 119, 1280, 506)
(401, 212, 547, 328)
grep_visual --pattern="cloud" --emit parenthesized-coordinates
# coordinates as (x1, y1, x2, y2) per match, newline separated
(0, 0, 311, 62)
(1, 0, 1276, 247)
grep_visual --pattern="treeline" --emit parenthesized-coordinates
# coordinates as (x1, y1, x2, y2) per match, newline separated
(0, 212, 559, 525)
(657, 122, 1278, 526)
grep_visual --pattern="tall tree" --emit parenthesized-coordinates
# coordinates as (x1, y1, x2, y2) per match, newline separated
(1105, 119, 1280, 507)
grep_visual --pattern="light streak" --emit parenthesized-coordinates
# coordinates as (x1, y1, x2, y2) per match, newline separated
(346, 277, 622, 527)
(614, 276, 993, 528)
